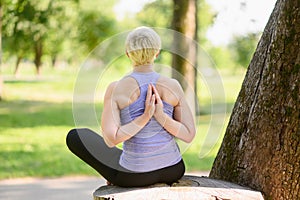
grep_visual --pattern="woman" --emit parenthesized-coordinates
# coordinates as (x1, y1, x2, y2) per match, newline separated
(66, 27, 196, 187)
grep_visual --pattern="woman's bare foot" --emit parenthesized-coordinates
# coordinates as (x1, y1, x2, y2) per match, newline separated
(106, 180, 113, 186)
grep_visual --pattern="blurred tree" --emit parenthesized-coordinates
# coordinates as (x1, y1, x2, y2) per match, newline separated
(44, 1, 79, 68)
(208, 46, 235, 70)
(0, 0, 14, 99)
(210, 0, 300, 198)
(3, 0, 79, 74)
(0, 0, 3, 100)
(3, 2, 33, 74)
(136, 0, 172, 28)
(3, 0, 35, 75)
(229, 33, 261, 68)
(197, 0, 215, 45)
(77, 10, 117, 53)
(136, 0, 214, 43)
(3, 0, 49, 75)
(79, 0, 116, 14)
(171, 0, 198, 115)
(31, 0, 79, 74)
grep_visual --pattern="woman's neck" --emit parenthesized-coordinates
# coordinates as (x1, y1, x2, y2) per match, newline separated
(133, 64, 154, 73)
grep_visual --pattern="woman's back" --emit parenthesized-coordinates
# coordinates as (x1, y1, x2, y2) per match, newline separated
(114, 72, 180, 110)
(115, 71, 182, 172)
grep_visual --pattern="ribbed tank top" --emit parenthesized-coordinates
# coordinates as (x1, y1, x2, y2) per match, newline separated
(119, 71, 182, 172)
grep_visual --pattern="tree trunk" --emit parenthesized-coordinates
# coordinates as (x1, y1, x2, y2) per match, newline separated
(209, 0, 300, 199)
(14, 56, 22, 77)
(51, 54, 57, 68)
(34, 40, 43, 75)
(93, 175, 264, 200)
(171, 0, 198, 115)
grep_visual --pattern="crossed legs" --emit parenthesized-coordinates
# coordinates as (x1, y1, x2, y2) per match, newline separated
(66, 128, 185, 187)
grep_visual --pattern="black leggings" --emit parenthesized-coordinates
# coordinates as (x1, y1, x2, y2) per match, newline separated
(66, 128, 185, 187)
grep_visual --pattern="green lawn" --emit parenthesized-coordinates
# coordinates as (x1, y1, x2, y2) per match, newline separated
(0, 64, 244, 179)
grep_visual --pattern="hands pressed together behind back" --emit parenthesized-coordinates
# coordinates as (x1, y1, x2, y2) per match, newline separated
(144, 84, 165, 122)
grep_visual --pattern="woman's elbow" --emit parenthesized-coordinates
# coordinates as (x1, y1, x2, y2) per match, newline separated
(104, 139, 116, 148)
(184, 129, 196, 143)
(103, 133, 117, 148)
(184, 135, 195, 143)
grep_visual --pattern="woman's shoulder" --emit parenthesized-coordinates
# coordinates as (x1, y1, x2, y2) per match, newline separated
(105, 76, 139, 100)
(108, 76, 137, 90)
(157, 75, 183, 92)
(157, 75, 184, 105)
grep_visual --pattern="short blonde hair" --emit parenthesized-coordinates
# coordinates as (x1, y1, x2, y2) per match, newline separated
(125, 27, 161, 66)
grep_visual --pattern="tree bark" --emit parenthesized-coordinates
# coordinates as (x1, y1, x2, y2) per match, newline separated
(93, 175, 263, 200)
(171, 0, 198, 115)
(209, 0, 300, 199)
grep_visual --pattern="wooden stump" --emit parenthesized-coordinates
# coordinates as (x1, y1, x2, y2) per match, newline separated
(93, 175, 264, 200)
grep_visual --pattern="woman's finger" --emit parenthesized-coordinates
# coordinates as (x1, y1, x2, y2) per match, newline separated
(151, 84, 162, 104)
(150, 94, 155, 105)
(145, 84, 152, 103)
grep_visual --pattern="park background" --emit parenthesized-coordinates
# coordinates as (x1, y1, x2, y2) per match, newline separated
(0, 0, 276, 179)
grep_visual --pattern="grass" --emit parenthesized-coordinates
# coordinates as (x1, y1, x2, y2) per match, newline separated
(0, 63, 245, 179)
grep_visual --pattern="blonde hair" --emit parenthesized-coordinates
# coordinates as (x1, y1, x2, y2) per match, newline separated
(125, 27, 161, 66)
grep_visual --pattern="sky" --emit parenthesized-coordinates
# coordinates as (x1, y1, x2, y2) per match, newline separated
(114, 0, 277, 45)
(206, 0, 277, 45)
(114, 0, 155, 20)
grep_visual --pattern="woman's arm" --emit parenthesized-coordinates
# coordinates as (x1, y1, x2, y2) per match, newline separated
(152, 82, 196, 143)
(101, 82, 156, 147)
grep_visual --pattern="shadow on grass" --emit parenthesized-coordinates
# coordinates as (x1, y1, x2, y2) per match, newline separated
(0, 144, 98, 179)
(4, 79, 54, 84)
(0, 100, 103, 128)
(0, 99, 102, 179)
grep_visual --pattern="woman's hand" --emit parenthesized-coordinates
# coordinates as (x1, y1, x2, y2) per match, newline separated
(151, 84, 165, 120)
(143, 84, 156, 120)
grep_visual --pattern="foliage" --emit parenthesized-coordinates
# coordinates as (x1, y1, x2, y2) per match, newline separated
(76, 10, 117, 53)
(197, 0, 216, 44)
(2, 0, 35, 60)
(136, 0, 215, 43)
(43, 1, 79, 66)
(79, 0, 116, 14)
(229, 32, 261, 68)
(136, 0, 172, 28)
(207, 46, 236, 70)
(2, 0, 119, 72)
(0, 0, 257, 75)
(2, 0, 80, 72)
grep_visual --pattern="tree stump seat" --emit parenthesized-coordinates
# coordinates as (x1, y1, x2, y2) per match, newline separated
(93, 175, 264, 200)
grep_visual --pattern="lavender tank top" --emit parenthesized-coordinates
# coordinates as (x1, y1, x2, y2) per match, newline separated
(119, 71, 182, 172)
